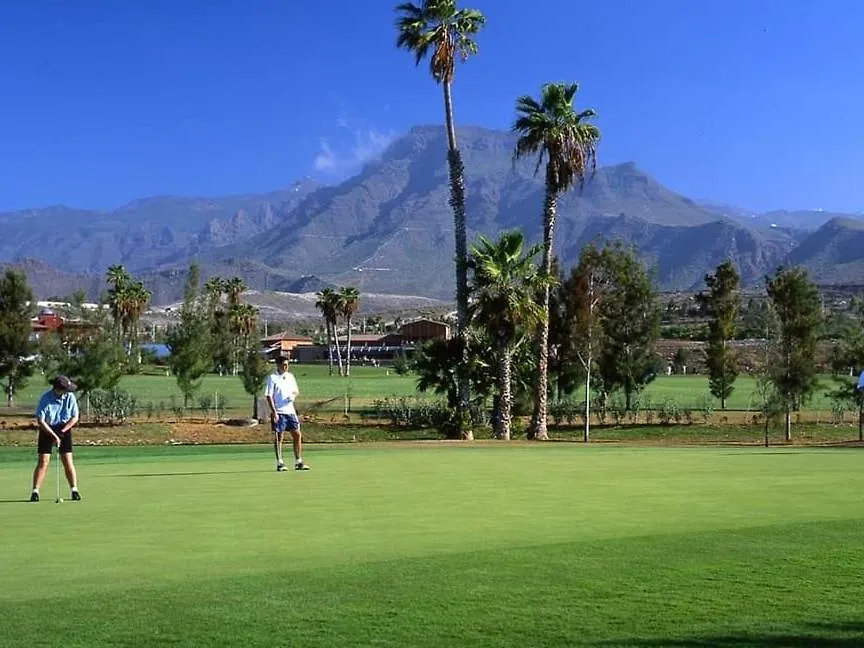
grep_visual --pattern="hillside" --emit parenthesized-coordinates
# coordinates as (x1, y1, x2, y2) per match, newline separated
(787, 218, 864, 284)
(3, 125, 863, 301)
(206, 126, 790, 296)
(0, 180, 318, 273)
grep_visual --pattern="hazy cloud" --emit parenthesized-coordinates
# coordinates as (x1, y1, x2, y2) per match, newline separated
(312, 128, 397, 175)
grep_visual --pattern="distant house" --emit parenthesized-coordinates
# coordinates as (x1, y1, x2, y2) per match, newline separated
(259, 332, 315, 360)
(399, 318, 450, 344)
(30, 309, 100, 342)
(287, 320, 449, 365)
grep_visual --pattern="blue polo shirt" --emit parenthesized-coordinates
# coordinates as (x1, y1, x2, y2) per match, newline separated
(36, 390, 79, 428)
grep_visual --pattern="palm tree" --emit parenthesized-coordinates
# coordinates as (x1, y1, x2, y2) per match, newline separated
(315, 288, 343, 376)
(339, 286, 361, 377)
(396, 0, 485, 439)
(469, 231, 546, 440)
(228, 302, 258, 375)
(230, 303, 258, 345)
(225, 277, 247, 308)
(126, 281, 152, 365)
(513, 82, 600, 440)
(204, 277, 226, 308)
(106, 265, 131, 344)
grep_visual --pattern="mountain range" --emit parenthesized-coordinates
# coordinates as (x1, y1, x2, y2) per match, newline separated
(2, 126, 862, 305)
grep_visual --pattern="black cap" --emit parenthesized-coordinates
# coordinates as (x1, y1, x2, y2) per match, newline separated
(52, 375, 77, 392)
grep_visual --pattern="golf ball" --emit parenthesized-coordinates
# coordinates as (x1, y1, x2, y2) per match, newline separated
(56, 498, 63, 503)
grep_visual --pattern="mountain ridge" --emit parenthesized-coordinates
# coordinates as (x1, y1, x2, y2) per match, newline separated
(2, 126, 863, 302)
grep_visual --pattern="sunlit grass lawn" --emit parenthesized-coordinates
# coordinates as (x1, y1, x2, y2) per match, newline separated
(3, 443, 864, 646)
(10, 367, 842, 417)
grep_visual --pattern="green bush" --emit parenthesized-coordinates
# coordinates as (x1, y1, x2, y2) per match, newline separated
(89, 388, 138, 425)
(658, 399, 679, 426)
(368, 397, 489, 437)
(391, 352, 412, 376)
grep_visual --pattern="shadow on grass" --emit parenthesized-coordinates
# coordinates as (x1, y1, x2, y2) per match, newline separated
(117, 470, 265, 478)
(595, 622, 864, 647)
(0, 499, 31, 504)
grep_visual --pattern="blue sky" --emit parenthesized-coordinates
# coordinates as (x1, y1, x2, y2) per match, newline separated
(1, 0, 861, 213)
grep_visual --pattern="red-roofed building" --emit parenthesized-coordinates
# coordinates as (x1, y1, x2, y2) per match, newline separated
(259, 332, 315, 360)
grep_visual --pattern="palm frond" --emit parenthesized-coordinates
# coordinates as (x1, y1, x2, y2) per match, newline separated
(394, 0, 485, 84)
(510, 81, 601, 191)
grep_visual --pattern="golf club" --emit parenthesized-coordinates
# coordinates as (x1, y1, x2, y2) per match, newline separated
(55, 444, 63, 504)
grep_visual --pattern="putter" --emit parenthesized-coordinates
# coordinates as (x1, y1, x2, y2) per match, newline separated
(55, 445, 63, 504)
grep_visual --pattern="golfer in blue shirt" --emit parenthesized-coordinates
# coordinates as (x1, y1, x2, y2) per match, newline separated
(30, 375, 82, 502)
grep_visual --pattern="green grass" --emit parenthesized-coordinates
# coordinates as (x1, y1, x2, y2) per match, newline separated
(3, 444, 864, 646)
(8, 367, 844, 418)
(10, 365, 418, 416)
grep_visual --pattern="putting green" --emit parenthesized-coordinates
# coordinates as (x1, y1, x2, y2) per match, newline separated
(2, 444, 864, 646)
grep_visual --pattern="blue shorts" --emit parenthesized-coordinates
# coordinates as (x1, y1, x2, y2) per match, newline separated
(272, 413, 300, 434)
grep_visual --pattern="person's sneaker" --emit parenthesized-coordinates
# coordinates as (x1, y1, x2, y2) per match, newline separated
(30, 492, 39, 502)
(71, 491, 81, 501)
(295, 462, 310, 471)
(276, 463, 288, 472)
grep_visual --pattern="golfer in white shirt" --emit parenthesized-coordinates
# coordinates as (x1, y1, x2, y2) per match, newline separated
(264, 355, 310, 471)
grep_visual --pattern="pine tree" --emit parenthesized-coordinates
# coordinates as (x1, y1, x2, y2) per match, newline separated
(0, 270, 35, 407)
(698, 260, 741, 409)
(765, 266, 822, 441)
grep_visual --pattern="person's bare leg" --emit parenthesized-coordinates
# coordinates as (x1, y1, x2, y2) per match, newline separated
(32, 454, 50, 490)
(61, 453, 78, 489)
(291, 430, 302, 462)
(290, 430, 309, 469)
(273, 432, 285, 467)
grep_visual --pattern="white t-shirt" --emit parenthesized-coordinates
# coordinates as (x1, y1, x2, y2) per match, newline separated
(264, 371, 299, 415)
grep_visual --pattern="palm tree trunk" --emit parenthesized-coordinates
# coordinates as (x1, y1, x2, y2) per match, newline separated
(333, 318, 345, 377)
(530, 187, 557, 441)
(345, 316, 353, 377)
(497, 342, 512, 441)
(326, 322, 335, 376)
(443, 81, 472, 442)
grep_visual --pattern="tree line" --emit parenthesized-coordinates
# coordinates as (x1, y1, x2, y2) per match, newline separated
(392, 1, 855, 443)
(0, 262, 271, 419)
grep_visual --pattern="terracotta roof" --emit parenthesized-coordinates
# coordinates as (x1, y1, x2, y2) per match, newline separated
(260, 332, 314, 343)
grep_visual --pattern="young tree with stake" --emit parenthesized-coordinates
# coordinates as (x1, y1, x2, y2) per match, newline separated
(698, 260, 741, 409)
(765, 266, 822, 442)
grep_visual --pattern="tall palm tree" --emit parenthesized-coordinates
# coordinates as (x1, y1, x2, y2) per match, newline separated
(315, 288, 343, 376)
(230, 303, 258, 345)
(513, 82, 600, 440)
(225, 277, 247, 308)
(126, 281, 152, 365)
(339, 286, 361, 377)
(228, 301, 258, 375)
(469, 231, 546, 440)
(396, 0, 485, 439)
(106, 265, 131, 344)
(204, 277, 226, 308)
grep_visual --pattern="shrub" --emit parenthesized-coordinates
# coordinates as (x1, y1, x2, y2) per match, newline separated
(391, 352, 411, 376)
(197, 394, 214, 416)
(698, 395, 715, 425)
(367, 396, 489, 437)
(609, 397, 627, 426)
(831, 397, 847, 425)
(658, 399, 679, 426)
(89, 388, 138, 425)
